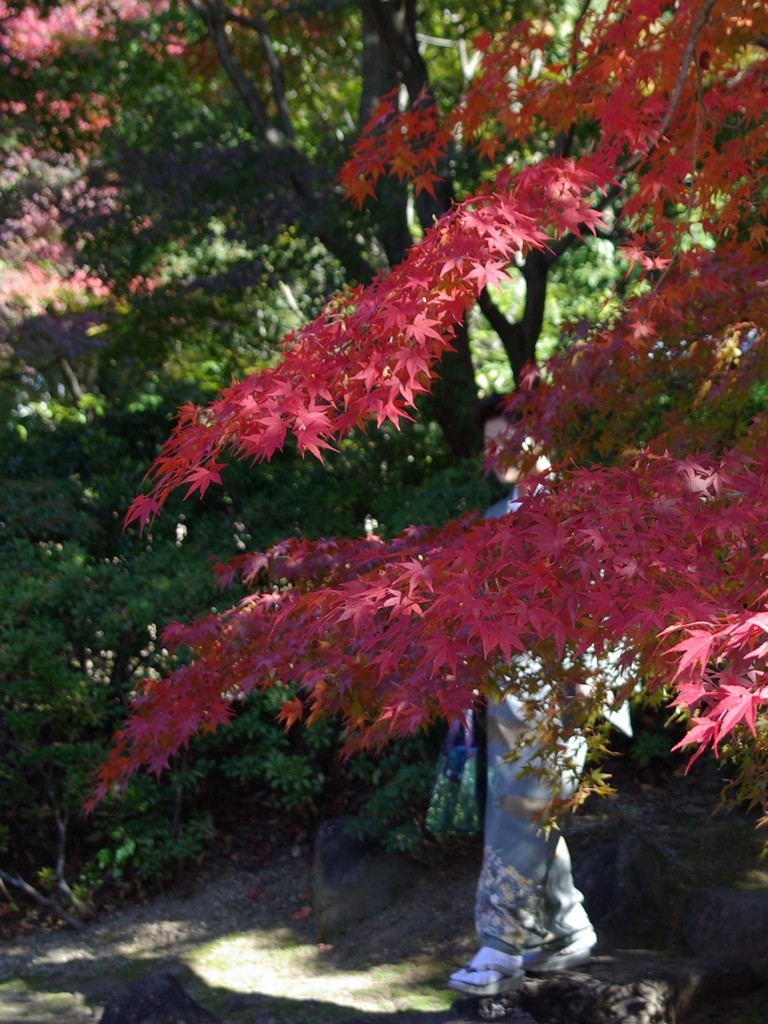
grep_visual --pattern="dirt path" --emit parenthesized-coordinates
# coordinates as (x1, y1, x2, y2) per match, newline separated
(0, 840, 480, 1023)
(2, 766, 767, 1023)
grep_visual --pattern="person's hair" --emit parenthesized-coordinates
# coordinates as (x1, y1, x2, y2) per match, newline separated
(474, 392, 521, 429)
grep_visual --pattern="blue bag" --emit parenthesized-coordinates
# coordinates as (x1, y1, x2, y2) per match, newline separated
(425, 712, 482, 839)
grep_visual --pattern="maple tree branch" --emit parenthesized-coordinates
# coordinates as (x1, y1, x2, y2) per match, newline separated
(361, 0, 454, 227)
(553, 125, 575, 161)
(518, 250, 551, 365)
(655, 0, 717, 145)
(617, 0, 717, 179)
(477, 249, 551, 386)
(356, 0, 478, 447)
(551, 0, 717, 262)
(358, 0, 414, 266)
(362, 0, 429, 105)
(58, 356, 85, 404)
(477, 286, 523, 368)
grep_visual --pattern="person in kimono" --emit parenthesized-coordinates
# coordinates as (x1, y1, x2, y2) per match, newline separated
(448, 395, 598, 996)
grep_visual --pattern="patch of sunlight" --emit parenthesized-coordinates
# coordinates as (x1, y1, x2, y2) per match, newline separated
(736, 866, 768, 890)
(0, 983, 89, 1024)
(0, 982, 28, 994)
(184, 930, 453, 1013)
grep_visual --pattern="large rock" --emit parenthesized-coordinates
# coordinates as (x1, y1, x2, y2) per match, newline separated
(99, 972, 221, 1024)
(312, 817, 424, 941)
(571, 834, 668, 949)
(451, 951, 761, 1024)
(680, 887, 768, 972)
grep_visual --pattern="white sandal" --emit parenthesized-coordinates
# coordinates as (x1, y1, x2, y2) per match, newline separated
(448, 946, 525, 996)
(523, 928, 597, 973)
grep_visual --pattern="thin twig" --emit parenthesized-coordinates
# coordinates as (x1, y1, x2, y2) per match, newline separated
(0, 869, 83, 930)
(554, 0, 718, 259)
(620, 0, 717, 173)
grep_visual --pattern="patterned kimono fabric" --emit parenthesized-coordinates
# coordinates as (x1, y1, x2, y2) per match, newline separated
(475, 689, 591, 954)
(477, 486, 592, 954)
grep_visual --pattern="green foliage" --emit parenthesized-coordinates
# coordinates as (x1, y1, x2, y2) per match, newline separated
(0, 397, 231, 913)
(200, 690, 335, 812)
(628, 729, 676, 769)
(0, 379, 478, 922)
(345, 735, 443, 853)
(626, 697, 687, 771)
(225, 418, 494, 547)
(89, 778, 215, 885)
(0, 1, 658, 920)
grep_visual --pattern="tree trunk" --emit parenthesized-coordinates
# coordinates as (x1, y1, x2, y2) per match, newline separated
(359, 3, 413, 267)
(424, 321, 482, 459)
(186, 0, 374, 284)
(477, 252, 552, 386)
(360, 0, 480, 456)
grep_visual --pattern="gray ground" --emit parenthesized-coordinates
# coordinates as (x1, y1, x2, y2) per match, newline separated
(2, 765, 768, 1023)
(0, 841, 478, 1023)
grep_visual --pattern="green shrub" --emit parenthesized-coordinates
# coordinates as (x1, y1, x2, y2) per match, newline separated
(1, 401, 470, 923)
(345, 733, 444, 853)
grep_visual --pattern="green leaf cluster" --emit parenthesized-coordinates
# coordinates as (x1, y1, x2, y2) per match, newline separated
(0, 373, 497, 922)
